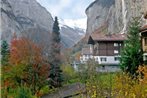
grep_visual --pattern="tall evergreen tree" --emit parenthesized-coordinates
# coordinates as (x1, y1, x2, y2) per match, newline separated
(120, 17, 143, 77)
(1, 40, 9, 66)
(49, 16, 63, 87)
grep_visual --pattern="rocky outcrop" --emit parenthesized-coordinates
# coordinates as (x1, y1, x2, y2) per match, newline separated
(1, 0, 85, 48)
(1, 0, 22, 41)
(86, 0, 145, 34)
(7, 0, 53, 31)
(1, 0, 53, 42)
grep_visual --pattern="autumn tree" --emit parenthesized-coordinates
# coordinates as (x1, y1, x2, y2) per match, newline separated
(1, 40, 9, 66)
(49, 16, 63, 87)
(9, 37, 43, 65)
(120, 17, 143, 76)
(7, 37, 49, 95)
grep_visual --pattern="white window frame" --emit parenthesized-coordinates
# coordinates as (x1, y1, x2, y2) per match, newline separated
(114, 50, 119, 54)
(114, 43, 119, 47)
(114, 57, 120, 61)
(100, 57, 107, 62)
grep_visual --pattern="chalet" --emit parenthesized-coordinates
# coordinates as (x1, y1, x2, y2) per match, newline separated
(80, 32, 126, 65)
(140, 11, 147, 61)
(80, 47, 93, 63)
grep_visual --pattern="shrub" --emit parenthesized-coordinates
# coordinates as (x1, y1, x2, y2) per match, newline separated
(85, 66, 147, 98)
(15, 86, 33, 98)
(61, 64, 78, 84)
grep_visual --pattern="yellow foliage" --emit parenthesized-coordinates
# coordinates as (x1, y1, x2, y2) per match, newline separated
(113, 65, 147, 98)
(85, 65, 147, 98)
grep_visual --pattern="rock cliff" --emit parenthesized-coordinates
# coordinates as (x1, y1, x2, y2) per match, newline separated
(86, 0, 146, 34)
(1, 0, 85, 48)
(1, 0, 53, 41)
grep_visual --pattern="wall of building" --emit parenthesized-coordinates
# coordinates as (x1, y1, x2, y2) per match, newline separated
(80, 55, 120, 65)
(80, 54, 93, 63)
(80, 40, 125, 65)
(142, 37, 147, 52)
(94, 41, 123, 56)
(94, 56, 120, 65)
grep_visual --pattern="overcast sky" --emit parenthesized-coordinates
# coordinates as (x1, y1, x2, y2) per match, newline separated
(36, 0, 93, 19)
(36, 0, 94, 30)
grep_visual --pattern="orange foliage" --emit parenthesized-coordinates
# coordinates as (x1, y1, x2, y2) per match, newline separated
(9, 37, 42, 65)
(2, 36, 50, 96)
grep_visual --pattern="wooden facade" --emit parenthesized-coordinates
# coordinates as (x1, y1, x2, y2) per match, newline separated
(80, 32, 126, 65)
(93, 41, 124, 56)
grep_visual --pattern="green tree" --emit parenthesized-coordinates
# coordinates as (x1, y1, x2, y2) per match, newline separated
(1, 40, 9, 66)
(49, 16, 63, 87)
(120, 17, 143, 76)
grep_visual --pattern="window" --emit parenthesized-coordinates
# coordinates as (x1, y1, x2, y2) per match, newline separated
(86, 55, 89, 57)
(101, 57, 107, 62)
(80, 57, 83, 60)
(114, 50, 119, 54)
(145, 55, 147, 61)
(114, 43, 119, 47)
(144, 38, 147, 46)
(114, 57, 120, 61)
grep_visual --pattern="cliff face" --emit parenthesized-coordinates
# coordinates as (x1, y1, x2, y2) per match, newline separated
(1, 0, 85, 48)
(1, 0, 22, 41)
(86, 0, 145, 34)
(7, 0, 53, 31)
(1, 0, 53, 42)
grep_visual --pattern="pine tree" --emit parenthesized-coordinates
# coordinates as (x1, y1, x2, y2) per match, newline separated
(120, 17, 143, 77)
(49, 16, 63, 87)
(1, 40, 9, 66)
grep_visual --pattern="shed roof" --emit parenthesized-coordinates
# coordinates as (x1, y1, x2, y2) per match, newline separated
(90, 32, 127, 41)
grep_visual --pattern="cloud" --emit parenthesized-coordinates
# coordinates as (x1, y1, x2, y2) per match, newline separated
(37, 0, 72, 18)
(37, 0, 93, 19)
(36, 0, 94, 29)
(60, 18, 87, 30)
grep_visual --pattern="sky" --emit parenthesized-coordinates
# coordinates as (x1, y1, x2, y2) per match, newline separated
(36, 0, 94, 30)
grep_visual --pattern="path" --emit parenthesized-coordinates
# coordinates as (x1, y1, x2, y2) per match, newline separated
(41, 83, 86, 98)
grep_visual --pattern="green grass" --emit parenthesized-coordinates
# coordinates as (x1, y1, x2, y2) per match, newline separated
(63, 71, 119, 86)
(95, 72, 117, 88)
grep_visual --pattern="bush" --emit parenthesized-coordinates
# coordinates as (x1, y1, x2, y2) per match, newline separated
(85, 66, 147, 98)
(113, 66, 147, 97)
(61, 64, 78, 84)
(15, 86, 33, 98)
(39, 85, 57, 96)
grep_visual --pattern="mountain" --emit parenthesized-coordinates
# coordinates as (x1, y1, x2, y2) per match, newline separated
(1, 0, 85, 48)
(61, 18, 87, 31)
(85, 0, 146, 34)
(1, 0, 53, 43)
(60, 25, 85, 48)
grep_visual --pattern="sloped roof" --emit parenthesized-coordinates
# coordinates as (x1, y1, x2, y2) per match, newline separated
(81, 48, 91, 55)
(88, 36, 95, 44)
(90, 32, 127, 41)
(140, 25, 147, 33)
